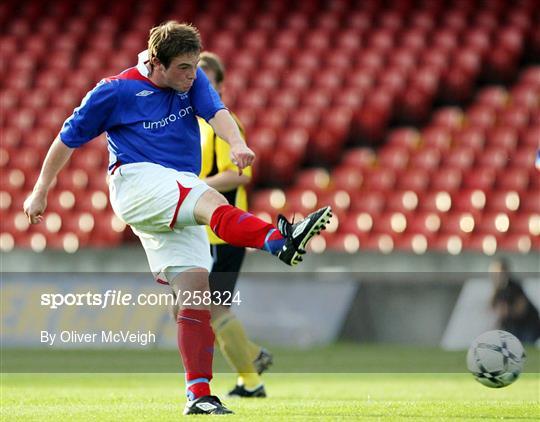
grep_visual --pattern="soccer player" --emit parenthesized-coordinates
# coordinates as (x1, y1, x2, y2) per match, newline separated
(198, 51, 272, 398)
(23, 21, 332, 415)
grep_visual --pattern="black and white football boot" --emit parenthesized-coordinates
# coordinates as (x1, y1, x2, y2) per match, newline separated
(253, 348, 273, 375)
(228, 384, 267, 398)
(276, 206, 332, 266)
(183, 395, 234, 415)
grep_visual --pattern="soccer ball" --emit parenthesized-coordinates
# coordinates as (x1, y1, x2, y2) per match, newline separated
(467, 330, 526, 388)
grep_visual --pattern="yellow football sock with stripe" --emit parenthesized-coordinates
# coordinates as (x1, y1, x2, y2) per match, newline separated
(212, 312, 262, 390)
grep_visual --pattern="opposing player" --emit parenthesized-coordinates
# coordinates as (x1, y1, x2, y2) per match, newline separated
(198, 51, 272, 397)
(23, 21, 332, 415)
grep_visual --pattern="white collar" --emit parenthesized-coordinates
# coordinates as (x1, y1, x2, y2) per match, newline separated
(137, 50, 150, 77)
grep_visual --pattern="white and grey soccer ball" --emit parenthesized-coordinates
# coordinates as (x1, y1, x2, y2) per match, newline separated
(467, 330, 526, 388)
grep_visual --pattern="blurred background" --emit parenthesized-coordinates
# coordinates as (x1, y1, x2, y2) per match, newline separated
(1, 0, 539, 356)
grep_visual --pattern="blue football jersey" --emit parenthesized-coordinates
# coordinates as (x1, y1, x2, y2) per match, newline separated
(60, 65, 225, 175)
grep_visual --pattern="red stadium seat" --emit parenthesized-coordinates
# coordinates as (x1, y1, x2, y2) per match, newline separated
(463, 168, 497, 190)
(521, 126, 540, 148)
(476, 147, 509, 169)
(385, 190, 419, 213)
(476, 86, 509, 110)
(363, 168, 396, 191)
(294, 168, 331, 192)
(466, 105, 496, 129)
(279, 127, 309, 160)
(396, 168, 430, 191)
(498, 106, 530, 129)
(485, 190, 521, 212)
(339, 212, 374, 237)
(520, 191, 540, 213)
(430, 168, 463, 191)
(444, 147, 476, 169)
(466, 233, 498, 255)
(386, 128, 421, 150)
(510, 147, 537, 169)
(509, 212, 540, 238)
(418, 191, 453, 213)
(284, 188, 319, 215)
(431, 107, 464, 131)
(350, 191, 385, 214)
(498, 234, 533, 253)
(452, 189, 487, 212)
(496, 168, 529, 191)
(409, 147, 441, 171)
(453, 127, 485, 151)
(393, 233, 430, 254)
(476, 212, 511, 235)
(377, 146, 409, 170)
(342, 147, 376, 169)
(486, 127, 518, 150)
(325, 233, 361, 254)
(408, 212, 441, 236)
(331, 166, 363, 192)
(510, 85, 538, 109)
(317, 190, 351, 214)
(440, 211, 477, 235)
(421, 127, 451, 151)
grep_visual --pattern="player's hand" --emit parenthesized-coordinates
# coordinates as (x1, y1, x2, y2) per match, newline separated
(23, 192, 47, 224)
(230, 144, 255, 175)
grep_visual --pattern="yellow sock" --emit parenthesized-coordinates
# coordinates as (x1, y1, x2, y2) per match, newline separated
(212, 313, 262, 389)
(246, 340, 262, 362)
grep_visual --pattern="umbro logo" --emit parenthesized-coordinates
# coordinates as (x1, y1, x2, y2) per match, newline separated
(292, 218, 311, 238)
(196, 402, 217, 411)
(136, 90, 155, 97)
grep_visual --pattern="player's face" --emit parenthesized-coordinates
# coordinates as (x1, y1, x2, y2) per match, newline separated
(161, 53, 200, 92)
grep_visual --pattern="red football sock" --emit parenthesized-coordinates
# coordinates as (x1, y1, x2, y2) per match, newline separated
(177, 309, 214, 400)
(210, 204, 285, 252)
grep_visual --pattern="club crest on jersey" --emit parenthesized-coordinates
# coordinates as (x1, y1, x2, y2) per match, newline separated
(136, 90, 155, 97)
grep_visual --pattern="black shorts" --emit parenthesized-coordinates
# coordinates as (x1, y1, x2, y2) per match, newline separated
(208, 244, 246, 299)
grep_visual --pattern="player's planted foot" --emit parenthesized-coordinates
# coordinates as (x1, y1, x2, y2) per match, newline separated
(228, 384, 267, 398)
(276, 206, 333, 266)
(253, 348, 273, 375)
(183, 395, 234, 415)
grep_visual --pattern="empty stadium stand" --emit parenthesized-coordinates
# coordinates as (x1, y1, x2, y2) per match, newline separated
(1, 0, 539, 254)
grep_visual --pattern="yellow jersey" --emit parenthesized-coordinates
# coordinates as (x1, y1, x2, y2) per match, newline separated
(198, 113, 252, 245)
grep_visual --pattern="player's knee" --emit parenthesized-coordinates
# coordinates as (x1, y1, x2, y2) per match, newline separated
(194, 189, 228, 225)
(211, 304, 232, 322)
(168, 267, 209, 291)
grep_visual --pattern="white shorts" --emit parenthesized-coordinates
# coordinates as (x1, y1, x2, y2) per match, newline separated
(108, 162, 213, 277)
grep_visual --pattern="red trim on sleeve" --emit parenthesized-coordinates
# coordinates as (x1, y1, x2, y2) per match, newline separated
(169, 181, 192, 230)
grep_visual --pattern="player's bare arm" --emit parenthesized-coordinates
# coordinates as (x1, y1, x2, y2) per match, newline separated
(23, 136, 74, 224)
(208, 109, 255, 173)
(204, 170, 251, 192)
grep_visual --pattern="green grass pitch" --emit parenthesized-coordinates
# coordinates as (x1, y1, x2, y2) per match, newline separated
(1, 345, 539, 421)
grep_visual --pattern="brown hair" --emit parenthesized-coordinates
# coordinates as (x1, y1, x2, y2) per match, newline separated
(148, 21, 201, 69)
(199, 51, 225, 84)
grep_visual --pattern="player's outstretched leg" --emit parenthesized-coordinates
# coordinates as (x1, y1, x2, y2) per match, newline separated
(207, 204, 333, 266)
